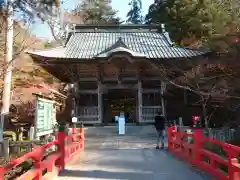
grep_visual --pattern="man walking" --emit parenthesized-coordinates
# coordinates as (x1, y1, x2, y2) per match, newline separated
(154, 112, 165, 149)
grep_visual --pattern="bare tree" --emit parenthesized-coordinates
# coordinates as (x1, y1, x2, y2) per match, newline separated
(144, 56, 240, 128)
(0, 0, 61, 116)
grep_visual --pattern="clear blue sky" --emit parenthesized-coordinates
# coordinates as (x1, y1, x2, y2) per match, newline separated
(31, 0, 153, 40)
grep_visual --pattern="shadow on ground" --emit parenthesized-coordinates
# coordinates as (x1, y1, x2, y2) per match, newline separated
(59, 149, 212, 180)
(59, 169, 172, 179)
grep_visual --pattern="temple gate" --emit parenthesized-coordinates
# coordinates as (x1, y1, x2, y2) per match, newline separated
(28, 24, 207, 125)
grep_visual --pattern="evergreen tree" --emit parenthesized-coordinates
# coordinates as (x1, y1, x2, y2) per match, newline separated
(146, 0, 240, 45)
(75, 0, 122, 25)
(126, 0, 143, 24)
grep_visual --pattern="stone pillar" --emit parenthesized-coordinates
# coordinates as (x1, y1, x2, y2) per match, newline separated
(138, 80, 142, 123)
(161, 81, 166, 117)
(97, 82, 103, 123)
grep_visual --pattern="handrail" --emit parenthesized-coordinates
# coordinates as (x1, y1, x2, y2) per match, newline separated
(0, 127, 84, 180)
(3, 140, 59, 172)
(168, 126, 240, 180)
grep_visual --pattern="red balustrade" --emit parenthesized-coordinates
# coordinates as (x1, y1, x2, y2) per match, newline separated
(0, 127, 84, 180)
(168, 126, 240, 180)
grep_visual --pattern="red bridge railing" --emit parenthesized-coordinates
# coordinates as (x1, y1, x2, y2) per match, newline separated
(0, 128, 85, 180)
(168, 126, 240, 180)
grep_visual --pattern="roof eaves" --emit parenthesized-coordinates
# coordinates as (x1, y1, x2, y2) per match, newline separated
(26, 47, 66, 58)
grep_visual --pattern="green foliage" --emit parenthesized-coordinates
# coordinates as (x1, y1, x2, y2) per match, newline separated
(43, 40, 60, 49)
(74, 0, 122, 25)
(3, 131, 17, 141)
(45, 77, 54, 85)
(126, 0, 143, 24)
(146, 0, 240, 45)
(20, 160, 33, 171)
(44, 42, 54, 49)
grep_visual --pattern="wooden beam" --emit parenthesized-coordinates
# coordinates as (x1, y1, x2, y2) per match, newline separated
(142, 89, 161, 93)
(117, 68, 123, 84)
(136, 68, 142, 80)
(78, 90, 98, 94)
(103, 84, 138, 90)
(77, 76, 162, 82)
(103, 77, 118, 81)
(96, 63, 104, 82)
(78, 77, 98, 81)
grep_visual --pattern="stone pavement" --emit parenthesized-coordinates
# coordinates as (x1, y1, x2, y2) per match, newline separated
(56, 126, 212, 180)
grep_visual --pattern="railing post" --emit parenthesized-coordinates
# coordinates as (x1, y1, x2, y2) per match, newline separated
(57, 132, 66, 169)
(80, 127, 85, 150)
(72, 123, 77, 134)
(72, 127, 77, 134)
(72, 125, 77, 142)
(225, 148, 240, 180)
(0, 168, 5, 180)
(193, 129, 204, 166)
(168, 126, 176, 152)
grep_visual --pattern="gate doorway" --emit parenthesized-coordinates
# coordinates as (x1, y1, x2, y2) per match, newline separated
(103, 89, 137, 125)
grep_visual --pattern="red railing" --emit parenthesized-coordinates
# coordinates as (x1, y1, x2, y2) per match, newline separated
(0, 128, 85, 180)
(168, 126, 240, 180)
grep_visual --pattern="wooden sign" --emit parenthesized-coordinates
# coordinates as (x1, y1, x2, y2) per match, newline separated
(35, 97, 55, 138)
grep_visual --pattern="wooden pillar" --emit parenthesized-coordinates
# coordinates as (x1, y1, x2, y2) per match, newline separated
(184, 89, 187, 105)
(97, 81, 103, 123)
(138, 80, 142, 123)
(161, 81, 166, 117)
(73, 82, 78, 117)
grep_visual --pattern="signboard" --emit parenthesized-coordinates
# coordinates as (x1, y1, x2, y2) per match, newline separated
(72, 117, 78, 123)
(35, 97, 55, 137)
(118, 114, 125, 135)
(115, 116, 119, 122)
(192, 116, 201, 128)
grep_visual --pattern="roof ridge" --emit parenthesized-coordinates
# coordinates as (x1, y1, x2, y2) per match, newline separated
(74, 29, 158, 33)
(74, 24, 159, 30)
(162, 32, 174, 46)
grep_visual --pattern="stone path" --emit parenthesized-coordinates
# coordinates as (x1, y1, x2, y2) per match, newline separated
(56, 126, 212, 180)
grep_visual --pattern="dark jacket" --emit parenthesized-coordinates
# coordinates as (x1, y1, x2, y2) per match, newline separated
(154, 115, 165, 131)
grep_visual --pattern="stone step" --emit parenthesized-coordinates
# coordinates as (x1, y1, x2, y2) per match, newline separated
(84, 125, 157, 136)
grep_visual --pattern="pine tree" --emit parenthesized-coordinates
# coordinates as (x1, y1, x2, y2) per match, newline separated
(126, 0, 143, 24)
(75, 0, 122, 25)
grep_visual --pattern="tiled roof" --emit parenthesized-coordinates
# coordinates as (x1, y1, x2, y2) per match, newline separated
(28, 25, 208, 60)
